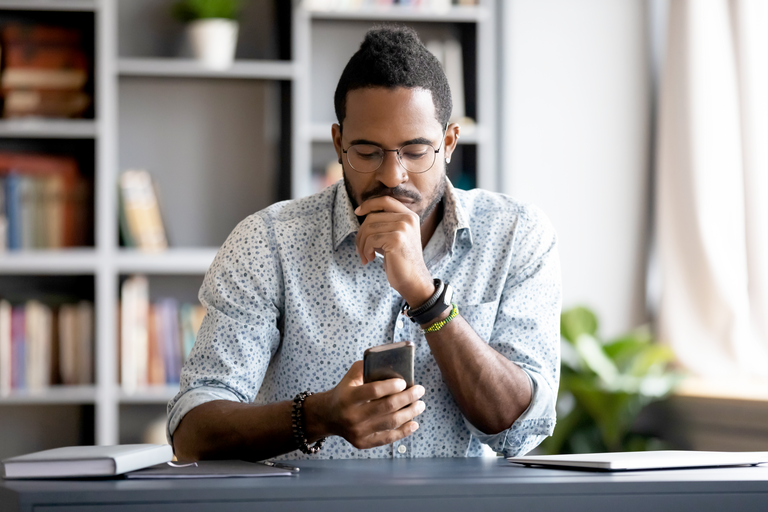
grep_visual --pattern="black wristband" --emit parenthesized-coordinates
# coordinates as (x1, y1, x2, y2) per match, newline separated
(405, 279, 443, 318)
(404, 280, 453, 325)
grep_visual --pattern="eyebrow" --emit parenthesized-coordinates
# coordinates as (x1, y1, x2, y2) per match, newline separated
(348, 136, 435, 147)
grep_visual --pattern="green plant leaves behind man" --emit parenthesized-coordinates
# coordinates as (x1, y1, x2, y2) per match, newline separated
(172, 0, 241, 22)
(542, 306, 681, 455)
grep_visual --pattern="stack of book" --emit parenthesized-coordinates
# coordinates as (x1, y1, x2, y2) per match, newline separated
(0, 23, 92, 119)
(0, 152, 91, 250)
(0, 299, 94, 396)
(120, 276, 206, 394)
(119, 170, 168, 252)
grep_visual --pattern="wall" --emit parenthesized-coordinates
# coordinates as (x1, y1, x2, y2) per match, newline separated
(499, 0, 651, 338)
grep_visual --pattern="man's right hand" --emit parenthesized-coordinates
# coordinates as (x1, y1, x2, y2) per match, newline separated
(305, 361, 425, 449)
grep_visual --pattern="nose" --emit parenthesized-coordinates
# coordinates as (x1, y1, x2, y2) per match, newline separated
(375, 150, 409, 188)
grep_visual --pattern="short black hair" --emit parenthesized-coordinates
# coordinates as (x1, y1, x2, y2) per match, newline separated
(334, 25, 452, 128)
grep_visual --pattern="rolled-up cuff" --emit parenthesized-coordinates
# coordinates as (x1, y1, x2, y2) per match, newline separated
(166, 385, 243, 448)
(463, 368, 557, 456)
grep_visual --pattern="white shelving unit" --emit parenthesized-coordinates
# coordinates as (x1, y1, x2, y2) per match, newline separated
(0, 0, 499, 452)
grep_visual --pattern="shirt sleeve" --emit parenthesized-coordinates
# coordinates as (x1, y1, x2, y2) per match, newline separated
(464, 204, 562, 457)
(166, 213, 284, 444)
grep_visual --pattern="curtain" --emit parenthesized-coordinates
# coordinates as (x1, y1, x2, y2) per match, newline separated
(656, 0, 768, 378)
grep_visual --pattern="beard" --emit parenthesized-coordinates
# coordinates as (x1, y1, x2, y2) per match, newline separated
(343, 171, 446, 226)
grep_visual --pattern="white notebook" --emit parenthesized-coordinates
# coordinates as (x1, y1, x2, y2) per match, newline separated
(1, 444, 173, 479)
(508, 450, 768, 471)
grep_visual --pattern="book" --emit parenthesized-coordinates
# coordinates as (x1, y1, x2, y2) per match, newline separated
(157, 299, 182, 384)
(1, 444, 173, 479)
(119, 170, 168, 252)
(147, 304, 166, 386)
(121, 275, 149, 393)
(0, 152, 88, 250)
(75, 301, 94, 385)
(10, 306, 25, 390)
(0, 300, 11, 396)
(4, 90, 91, 118)
(25, 300, 52, 391)
(1, 24, 82, 46)
(180, 303, 205, 361)
(58, 303, 78, 385)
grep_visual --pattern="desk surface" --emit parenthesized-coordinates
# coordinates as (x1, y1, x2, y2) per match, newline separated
(2, 457, 768, 512)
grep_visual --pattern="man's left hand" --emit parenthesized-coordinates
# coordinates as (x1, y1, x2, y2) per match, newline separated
(355, 196, 434, 307)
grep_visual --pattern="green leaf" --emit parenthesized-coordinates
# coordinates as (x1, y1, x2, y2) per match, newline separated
(172, 0, 241, 21)
(561, 306, 598, 343)
(574, 334, 618, 384)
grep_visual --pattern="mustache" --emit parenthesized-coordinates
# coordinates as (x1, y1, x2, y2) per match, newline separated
(360, 185, 422, 203)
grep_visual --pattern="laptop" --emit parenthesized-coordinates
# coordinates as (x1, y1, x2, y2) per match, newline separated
(507, 450, 768, 471)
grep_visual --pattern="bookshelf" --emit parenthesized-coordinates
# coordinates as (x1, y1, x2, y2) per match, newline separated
(0, 0, 498, 457)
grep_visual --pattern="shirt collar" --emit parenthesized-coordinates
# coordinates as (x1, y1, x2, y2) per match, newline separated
(331, 178, 473, 252)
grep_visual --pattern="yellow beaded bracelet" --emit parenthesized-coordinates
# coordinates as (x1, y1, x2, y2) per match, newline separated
(422, 303, 458, 333)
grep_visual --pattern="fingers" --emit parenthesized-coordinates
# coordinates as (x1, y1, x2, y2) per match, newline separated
(355, 213, 416, 264)
(364, 398, 426, 433)
(363, 384, 425, 417)
(356, 421, 420, 450)
(349, 377, 407, 404)
(355, 195, 414, 216)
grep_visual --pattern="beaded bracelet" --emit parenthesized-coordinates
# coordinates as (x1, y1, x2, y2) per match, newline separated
(292, 391, 325, 455)
(422, 303, 458, 334)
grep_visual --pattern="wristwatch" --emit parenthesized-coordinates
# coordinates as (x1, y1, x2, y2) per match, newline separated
(403, 278, 453, 326)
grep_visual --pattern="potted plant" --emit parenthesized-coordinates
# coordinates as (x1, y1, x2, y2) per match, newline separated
(172, 0, 242, 70)
(540, 306, 681, 454)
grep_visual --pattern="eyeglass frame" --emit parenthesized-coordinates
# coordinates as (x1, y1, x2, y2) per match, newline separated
(340, 124, 449, 175)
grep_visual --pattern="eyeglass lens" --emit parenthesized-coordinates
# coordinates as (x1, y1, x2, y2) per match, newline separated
(346, 144, 436, 174)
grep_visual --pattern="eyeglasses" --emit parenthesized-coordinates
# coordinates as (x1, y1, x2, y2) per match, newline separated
(342, 134, 445, 174)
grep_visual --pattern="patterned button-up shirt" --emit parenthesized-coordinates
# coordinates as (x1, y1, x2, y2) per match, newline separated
(167, 179, 561, 459)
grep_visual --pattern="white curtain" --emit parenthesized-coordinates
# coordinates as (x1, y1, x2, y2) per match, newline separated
(657, 0, 768, 378)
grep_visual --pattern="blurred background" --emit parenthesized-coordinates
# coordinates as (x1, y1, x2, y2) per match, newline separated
(0, 0, 766, 460)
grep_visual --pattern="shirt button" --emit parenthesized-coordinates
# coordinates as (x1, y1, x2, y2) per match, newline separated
(396, 319, 403, 329)
(398, 445, 407, 454)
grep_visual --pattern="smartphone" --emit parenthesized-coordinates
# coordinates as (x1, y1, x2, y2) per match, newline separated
(363, 341, 415, 388)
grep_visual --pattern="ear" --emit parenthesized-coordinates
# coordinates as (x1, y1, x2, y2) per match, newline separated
(443, 123, 460, 162)
(332, 123, 343, 165)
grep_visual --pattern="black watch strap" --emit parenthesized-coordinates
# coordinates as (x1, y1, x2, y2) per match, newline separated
(404, 280, 453, 325)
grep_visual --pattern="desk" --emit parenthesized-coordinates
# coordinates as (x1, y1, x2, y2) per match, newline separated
(2, 457, 768, 511)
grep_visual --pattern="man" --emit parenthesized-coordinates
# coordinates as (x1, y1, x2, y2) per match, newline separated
(168, 26, 560, 460)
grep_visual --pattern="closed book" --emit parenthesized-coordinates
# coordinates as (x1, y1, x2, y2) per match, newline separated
(147, 304, 165, 386)
(0, 300, 11, 396)
(2, 69, 88, 91)
(1, 444, 173, 479)
(58, 304, 77, 385)
(1, 24, 82, 46)
(157, 299, 181, 384)
(119, 170, 168, 252)
(5, 174, 21, 250)
(121, 276, 149, 393)
(11, 306, 25, 389)
(4, 90, 91, 119)
(25, 300, 52, 391)
(3, 44, 88, 70)
(75, 301, 94, 385)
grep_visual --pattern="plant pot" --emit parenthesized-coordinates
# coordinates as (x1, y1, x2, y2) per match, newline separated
(187, 19, 239, 70)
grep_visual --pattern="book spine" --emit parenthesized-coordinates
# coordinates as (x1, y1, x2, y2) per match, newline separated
(11, 306, 25, 389)
(0, 300, 11, 396)
(6, 174, 21, 250)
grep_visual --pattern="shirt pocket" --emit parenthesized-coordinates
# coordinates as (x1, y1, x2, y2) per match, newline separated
(458, 301, 499, 342)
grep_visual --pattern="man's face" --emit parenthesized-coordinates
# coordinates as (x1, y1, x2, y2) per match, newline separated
(332, 87, 452, 223)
